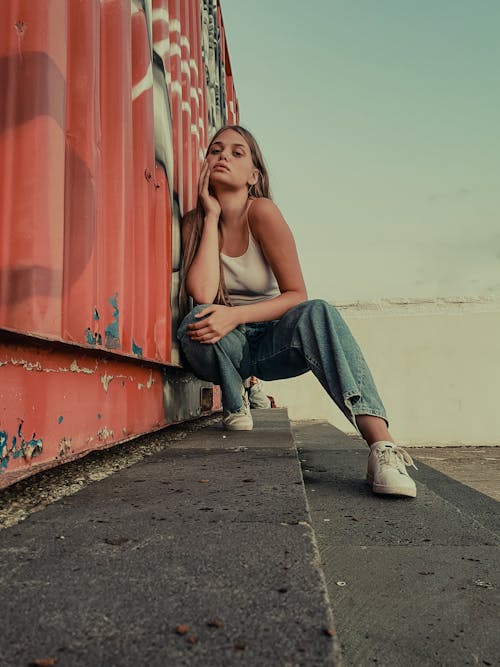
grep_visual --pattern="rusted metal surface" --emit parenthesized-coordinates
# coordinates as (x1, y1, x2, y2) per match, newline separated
(0, 335, 221, 489)
(0, 0, 235, 486)
(0, 0, 237, 358)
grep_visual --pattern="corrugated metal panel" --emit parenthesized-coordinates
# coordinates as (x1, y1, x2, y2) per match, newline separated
(0, 0, 236, 485)
(0, 0, 237, 362)
(0, 1, 68, 338)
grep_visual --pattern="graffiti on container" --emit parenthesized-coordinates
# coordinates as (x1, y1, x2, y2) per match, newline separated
(0, 421, 43, 471)
(105, 293, 120, 349)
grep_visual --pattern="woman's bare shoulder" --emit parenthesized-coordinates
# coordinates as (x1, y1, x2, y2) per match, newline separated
(248, 197, 285, 225)
(248, 197, 279, 216)
(248, 198, 287, 237)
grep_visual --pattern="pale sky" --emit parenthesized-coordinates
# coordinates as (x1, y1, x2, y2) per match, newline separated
(220, 0, 500, 301)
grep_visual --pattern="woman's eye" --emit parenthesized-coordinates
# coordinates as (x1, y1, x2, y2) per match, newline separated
(234, 152, 243, 157)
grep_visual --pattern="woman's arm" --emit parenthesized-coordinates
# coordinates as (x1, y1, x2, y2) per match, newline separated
(183, 161, 221, 304)
(183, 211, 220, 304)
(187, 198, 308, 344)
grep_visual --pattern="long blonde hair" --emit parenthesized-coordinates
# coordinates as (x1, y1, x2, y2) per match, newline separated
(179, 125, 271, 316)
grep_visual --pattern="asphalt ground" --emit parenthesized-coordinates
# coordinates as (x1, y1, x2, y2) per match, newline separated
(0, 410, 338, 667)
(0, 411, 498, 666)
(294, 420, 500, 667)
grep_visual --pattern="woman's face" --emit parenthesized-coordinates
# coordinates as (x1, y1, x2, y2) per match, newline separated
(206, 129, 258, 192)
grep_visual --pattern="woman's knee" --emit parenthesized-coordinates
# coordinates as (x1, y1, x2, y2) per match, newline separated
(178, 330, 219, 382)
(307, 298, 334, 312)
(177, 304, 212, 341)
(292, 299, 338, 321)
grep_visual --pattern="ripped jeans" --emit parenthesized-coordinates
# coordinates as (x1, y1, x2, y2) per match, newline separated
(177, 299, 388, 432)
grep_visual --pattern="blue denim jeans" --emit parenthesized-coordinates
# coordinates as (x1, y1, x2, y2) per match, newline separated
(177, 299, 388, 432)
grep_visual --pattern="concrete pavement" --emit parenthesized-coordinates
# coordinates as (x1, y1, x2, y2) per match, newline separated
(294, 420, 499, 666)
(0, 410, 498, 666)
(0, 410, 338, 667)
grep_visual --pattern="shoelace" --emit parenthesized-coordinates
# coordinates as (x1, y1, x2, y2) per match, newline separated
(377, 445, 418, 471)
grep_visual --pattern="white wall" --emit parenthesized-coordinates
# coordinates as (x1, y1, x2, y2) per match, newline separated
(262, 297, 500, 446)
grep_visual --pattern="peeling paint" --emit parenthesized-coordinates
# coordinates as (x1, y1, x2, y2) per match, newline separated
(93, 308, 100, 321)
(69, 360, 94, 374)
(101, 372, 133, 392)
(105, 293, 120, 349)
(85, 327, 96, 346)
(101, 372, 114, 392)
(97, 426, 114, 441)
(1, 358, 98, 375)
(58, 416, 64, 424)
(14, 20, 27, 35)
(0, 431, 8, 465)
(58, 436, 72, 457)
(138, 371, 155, 390)
(85, 328, 103, 346)
(132, 339, 143, 358)
(9, 359, 42, 371)
(0, 422, 43, 471)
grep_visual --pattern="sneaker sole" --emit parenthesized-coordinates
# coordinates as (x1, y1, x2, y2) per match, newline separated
(367, 475, 417, 498)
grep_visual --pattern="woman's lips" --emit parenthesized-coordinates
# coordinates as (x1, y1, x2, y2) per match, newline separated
(212, 164, 229, 172)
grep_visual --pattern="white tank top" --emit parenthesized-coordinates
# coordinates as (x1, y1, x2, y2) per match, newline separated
(220, 227, 281, 307)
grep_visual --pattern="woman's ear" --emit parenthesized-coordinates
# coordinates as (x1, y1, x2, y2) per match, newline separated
(249, 169, 260, 186)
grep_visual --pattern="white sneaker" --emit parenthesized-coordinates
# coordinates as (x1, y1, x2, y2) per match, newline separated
(367, 441, 417, 497)
(248, 379, 271, 409)
(222, 392, 253, 431)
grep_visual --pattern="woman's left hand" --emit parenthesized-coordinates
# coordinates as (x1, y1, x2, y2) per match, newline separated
(187, 305, 240, 344)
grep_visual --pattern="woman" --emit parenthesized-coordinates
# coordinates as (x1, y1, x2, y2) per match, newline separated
(178, 125, 417, 498)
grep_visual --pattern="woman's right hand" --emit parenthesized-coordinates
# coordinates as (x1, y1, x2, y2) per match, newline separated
(198, 160, 221, 220)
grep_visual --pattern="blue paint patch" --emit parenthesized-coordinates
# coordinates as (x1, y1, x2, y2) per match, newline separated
(105, 293, 120, 349)
(132, 339, 143, 358)
(58, 416, 64, 424)
(0, 423, 43, 471)
(0, 431, 8, 469)
(85, 328, 96, 346)
(93, 308, 100, 321)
